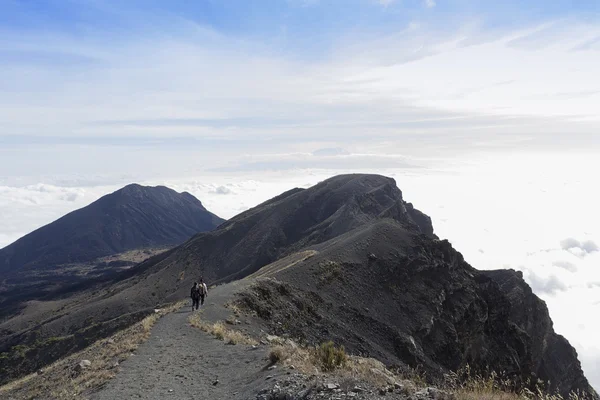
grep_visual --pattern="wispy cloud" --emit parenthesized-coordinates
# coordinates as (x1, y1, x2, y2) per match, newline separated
(1, 7, 599, 153)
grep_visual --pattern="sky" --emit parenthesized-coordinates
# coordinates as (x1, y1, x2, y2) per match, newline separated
(1, 0, 599, 391)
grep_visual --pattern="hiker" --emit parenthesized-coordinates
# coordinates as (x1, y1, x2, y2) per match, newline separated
(191, 282, 201, 311)
(199, 278, 208, 307)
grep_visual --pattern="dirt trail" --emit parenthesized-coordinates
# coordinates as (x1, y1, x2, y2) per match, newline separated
(91, 282, 279, 400)
(89, 253, 422, 400)
(92, 253, 326, 400)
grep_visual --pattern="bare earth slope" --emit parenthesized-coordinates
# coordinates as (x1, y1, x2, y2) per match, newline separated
(129, 173, 435, 295)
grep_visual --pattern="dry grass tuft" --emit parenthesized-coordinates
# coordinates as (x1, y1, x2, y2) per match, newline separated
(316, 341, 347, 371)
(265, 342, 596, 400)
(189, 314, 258, 346)
(317, 260, 343, 285)
(0, 300, 186, 400)
(446, 366, 595, 400)
(267, 340, 407, 391)
(224, 301, 243, 317)
(269, 345, 285, 364)
(455, 391, 519, 400)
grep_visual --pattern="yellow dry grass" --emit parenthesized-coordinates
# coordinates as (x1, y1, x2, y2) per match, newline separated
(455, 391, 519, 400)
(267, 342, 595, 400)
(224, 301, 243, 317)
(0, 300, 185, 400)
(447, 367, 594, 400)
(268, 341, 411, 390)
(188, 314, 258, 346)
(454, 385, 590, 400)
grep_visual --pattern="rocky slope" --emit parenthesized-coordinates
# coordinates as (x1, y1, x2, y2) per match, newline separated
(231, 222, 596, 398)
(141, 173, 436, 286)
(233, 219, 597, 398)
(0, 184, 223, 317)
(0, 174, 595, 399)
(0, 174, 433, 385)
(0, 184, 224, 384)
(483, 269, 594, 397)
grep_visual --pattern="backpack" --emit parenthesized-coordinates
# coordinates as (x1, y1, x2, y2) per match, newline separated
(199, 283, 207, 296)
(191, 285, 201, 298)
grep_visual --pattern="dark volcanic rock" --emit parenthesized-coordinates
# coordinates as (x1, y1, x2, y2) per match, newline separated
(0, 184, 224, 274)
(0, 174, 428, 385)
(482, 269, 593, 397)
(152, 174, 435, 286)
(1, 174, 595, 399)
(235, 220, 597, 399)
(85, 175, 435, 330)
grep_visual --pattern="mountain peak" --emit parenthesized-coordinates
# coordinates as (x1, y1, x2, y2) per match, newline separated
(0, 184, 224, 274)
(114, 183, 175, 197)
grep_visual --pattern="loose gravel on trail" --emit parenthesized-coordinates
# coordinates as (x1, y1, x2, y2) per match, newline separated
(90, 275, 441, 400)
(91, 284, 276, 400)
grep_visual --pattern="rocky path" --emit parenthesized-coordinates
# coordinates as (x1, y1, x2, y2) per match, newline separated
(90, 273, 426, 400)
(91, 283, 277, 400)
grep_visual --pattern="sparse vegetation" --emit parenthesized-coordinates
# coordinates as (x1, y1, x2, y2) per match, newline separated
(317, 260, 342, 284)
(269, 345, 287, 365)
(317, 341, 347, 371)
(439, 365, 596, 400)
(266, 340, 596, 400)
(225, 301, 243, 317)
(0, 301, 185, 400)
(267, 339, 409, 389)
(189, 314, 257, 346)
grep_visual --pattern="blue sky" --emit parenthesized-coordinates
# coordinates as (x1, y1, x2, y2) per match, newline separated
(2, 0, 599, 145)
(1, 0, 600, 390)
(2, 0, 599, 62)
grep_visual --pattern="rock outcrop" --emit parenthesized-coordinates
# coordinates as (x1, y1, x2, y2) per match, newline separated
(483, 269, 593, 396)
(231, 187, 597, 398)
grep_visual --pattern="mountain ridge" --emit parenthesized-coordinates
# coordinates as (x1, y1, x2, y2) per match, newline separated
(0, 174, 595, 399)
(234, 217, 596, 397)
(0, 183, 224, 274)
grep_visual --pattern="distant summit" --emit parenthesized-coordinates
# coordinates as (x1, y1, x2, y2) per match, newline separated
(148, 173, 437, 283)
(0, 184, 224, 274)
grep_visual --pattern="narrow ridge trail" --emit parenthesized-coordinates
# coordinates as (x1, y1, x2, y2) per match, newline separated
(91, 282, 277, 400)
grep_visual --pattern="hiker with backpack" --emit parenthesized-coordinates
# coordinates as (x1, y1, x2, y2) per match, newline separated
(190, 279, 209, 311)
(191, 282, 201, 311)
(199, 278, 208, 307)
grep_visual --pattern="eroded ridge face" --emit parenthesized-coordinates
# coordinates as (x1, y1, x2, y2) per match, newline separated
(233, 220, 597, 399)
